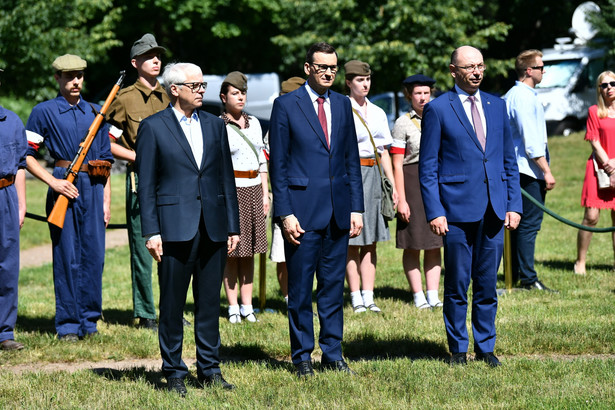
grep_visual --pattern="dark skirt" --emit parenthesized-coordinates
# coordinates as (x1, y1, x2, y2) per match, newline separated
(396, 163, 442, 250)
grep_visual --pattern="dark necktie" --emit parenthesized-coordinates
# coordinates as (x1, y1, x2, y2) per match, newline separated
(468, 95, 486, 150)
(317, 96, 329, 147)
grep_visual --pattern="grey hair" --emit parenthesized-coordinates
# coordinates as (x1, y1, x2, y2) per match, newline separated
(162, 62, 202, 98)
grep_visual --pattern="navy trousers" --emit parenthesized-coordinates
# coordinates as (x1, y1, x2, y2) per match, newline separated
(443, 205, 503, 354)
(0, 185, 20, 342)
(48, 169, 105, 338)
(285, 217, 349, 364)
(511, 174, 546, 286)
(158, 218, 227, 380)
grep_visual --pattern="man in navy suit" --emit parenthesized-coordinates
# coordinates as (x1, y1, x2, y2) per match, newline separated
(419, 46, 522, 367)
(269, 42, 364, 377)
(136, 62, 240, 396)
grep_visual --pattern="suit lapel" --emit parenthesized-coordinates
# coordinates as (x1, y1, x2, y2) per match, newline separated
(448, 89, 484, 152)
(482, 92, 494, 152)
(161, 107, 199, 170)
(296, 87, 330, 151)
(198, 110, 214, 171)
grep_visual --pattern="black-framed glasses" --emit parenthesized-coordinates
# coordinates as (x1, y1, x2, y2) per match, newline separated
(454, 64, 486, 72)
(311, 63, 338, 74)
(175, 81, 207, 92)
(600, 81, 615, 89)
(531, 66, 545, 72)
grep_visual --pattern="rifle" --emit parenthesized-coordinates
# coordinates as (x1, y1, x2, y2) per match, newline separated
(47, 70, 126, 228)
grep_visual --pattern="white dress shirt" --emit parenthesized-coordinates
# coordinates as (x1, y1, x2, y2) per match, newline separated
(305, 83, 332, 143)
(171, 106, 203, 166)
(454, 84, 487, 140)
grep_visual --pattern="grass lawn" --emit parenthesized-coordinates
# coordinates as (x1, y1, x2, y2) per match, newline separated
(2, 131, 614, 408)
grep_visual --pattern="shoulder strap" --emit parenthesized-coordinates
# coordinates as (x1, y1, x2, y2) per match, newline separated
(352, 107, 384, 177)
(229, 123, 259, 161)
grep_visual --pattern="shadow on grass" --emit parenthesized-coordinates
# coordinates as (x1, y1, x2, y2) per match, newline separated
(91, 366, 167, 391)
(540, 259, 613, 272)
(374, 286, 412, 304)
(15, 315, 55, 335)
(343, 334, 449, 362)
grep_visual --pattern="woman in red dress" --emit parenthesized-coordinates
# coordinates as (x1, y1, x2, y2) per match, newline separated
(575, 70, 615, 274)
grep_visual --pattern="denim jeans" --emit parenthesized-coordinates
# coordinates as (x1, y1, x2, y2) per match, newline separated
(511, 174, 546, 285)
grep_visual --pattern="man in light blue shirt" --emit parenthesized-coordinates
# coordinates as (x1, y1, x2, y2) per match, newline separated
(504, 49, 557, 292)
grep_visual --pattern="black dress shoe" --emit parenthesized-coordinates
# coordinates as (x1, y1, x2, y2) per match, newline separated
(182, 317, 191, 327)
(138, 318, 158, 332)
(199, 373, 235, 390)
(321, 360, 356, 375)
(295, 360, 314, 378)
(475, 352, 502, 367)
(449, 352, 467, 365)
(59, 333, 79, 342)
(0, 339, 24, 350)
(522, 280, 558, 293)
(167, 377, 187, 397)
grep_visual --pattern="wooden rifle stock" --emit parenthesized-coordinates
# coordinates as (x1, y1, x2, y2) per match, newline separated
(47, 71, 126, 228)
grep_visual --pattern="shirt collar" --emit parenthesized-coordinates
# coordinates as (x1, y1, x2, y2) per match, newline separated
(171, 105, 199, 124)
(305, 83, 330, 102)
(55, 94, 87, 115)
(454, 84, 480, 103)
(515, 80, 538, 96)
(134, 79, 166, 100)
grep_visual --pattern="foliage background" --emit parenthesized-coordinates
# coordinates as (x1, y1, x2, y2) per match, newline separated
(0, 0, 604, 105)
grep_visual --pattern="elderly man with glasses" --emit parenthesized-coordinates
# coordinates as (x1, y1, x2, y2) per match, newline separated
(419, 45, 522, 368)
(136, 62, 239, 397)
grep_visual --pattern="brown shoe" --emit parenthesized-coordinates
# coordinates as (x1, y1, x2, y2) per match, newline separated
(0, 339, 24, 350)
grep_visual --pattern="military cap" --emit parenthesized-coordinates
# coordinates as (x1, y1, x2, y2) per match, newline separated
(281, 77, 305, 94)
(402, 74, 436, 86)
(344, 60, 371, 76)
(52, 54, 87, 72)
(130, 33, 166, 59)
(223, 71, 248, 92)
(0, 68, 3, 72)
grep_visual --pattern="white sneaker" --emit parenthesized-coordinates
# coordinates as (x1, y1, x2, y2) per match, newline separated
(353, 304, 367, 313)
(416, 302, 431, 310)
(229, 313, 241, 324)
(366, 303, 382, 313)
(429, 300, 443, 308)
(241, 312, 258, 323)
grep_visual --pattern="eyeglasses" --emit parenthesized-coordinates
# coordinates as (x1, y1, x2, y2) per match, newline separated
(311, 63, 338, 74)
(531, 66, 545, 72)
(175, 82, 207, 92)
(600, 81, 615, 89)
(454, 64, 486, 72)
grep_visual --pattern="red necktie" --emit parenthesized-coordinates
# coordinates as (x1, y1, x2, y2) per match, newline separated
(317, 96, 329, 147)
(468, 95, 486, 150)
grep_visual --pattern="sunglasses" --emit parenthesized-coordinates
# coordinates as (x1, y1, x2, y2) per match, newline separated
(600, 81, 615, 89)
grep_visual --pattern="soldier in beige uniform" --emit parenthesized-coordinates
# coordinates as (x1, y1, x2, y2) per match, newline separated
(107, 34, 169, 331)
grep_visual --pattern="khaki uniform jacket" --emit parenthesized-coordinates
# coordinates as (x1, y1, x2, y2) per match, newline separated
(107, 80, 170, 150)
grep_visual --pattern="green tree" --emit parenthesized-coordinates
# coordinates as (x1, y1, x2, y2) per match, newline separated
(271, 0, 510, 93)
(0, 0, 122, 101)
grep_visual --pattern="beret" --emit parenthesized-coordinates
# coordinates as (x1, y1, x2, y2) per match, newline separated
(344, 60, 371, 76)
(223, 71, 248, 92)
(52, 54, 87, 72)
(402, 74, 436, 86)
(281, 77, 305, 94)
(130, 33, 166, 59)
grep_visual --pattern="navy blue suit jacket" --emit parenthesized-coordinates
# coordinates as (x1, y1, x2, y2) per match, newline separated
(419, 88, 522, 223)
(136, 107, 239, 243)
(269, 86, 364, 230)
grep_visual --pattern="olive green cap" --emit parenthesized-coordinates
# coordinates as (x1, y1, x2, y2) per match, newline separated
(223, 71, 248, 92)
(344, 60, 371, 76)
(52, 54, 87, 72)
(130, 33, 166, 59)
(281, 77, 305, 94)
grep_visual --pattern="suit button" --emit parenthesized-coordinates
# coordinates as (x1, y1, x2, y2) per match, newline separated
(197, 196, 201, 200)
(330, 176, 334, 180)
(484, 159, 488, 163)
(484, 179, 487, 183)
